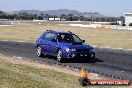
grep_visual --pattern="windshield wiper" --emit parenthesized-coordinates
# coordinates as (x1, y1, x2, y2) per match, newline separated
(72, 42, 82, 45)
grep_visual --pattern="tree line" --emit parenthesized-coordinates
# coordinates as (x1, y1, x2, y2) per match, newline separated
(0, 11, 124, 22)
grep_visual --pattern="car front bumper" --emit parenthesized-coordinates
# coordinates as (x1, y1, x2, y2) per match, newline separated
(63, 51, 95, 59)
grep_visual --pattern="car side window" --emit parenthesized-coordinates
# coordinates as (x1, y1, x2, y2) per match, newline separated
(50, 34, 57, 41)
(43, 33, 56, 41)
(41, 32, 48, 39)
(43, 33, 52, 40)
(72, 34, 82, 42)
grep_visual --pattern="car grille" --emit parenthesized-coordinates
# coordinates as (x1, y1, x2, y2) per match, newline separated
(76, 54, 90, 58)
(76, 49, 90, 52)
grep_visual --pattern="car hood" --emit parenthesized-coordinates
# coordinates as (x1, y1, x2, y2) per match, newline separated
(59, 42, 94, 49)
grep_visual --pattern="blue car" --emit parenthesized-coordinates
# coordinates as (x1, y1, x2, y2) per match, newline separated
(35, 30, 95, 62)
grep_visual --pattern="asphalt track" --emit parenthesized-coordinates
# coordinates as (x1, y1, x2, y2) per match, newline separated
(0, 41, 132, 80)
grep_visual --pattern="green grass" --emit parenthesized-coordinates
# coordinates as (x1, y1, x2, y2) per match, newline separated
(0, 22, 132, 49)
(0, 58, 113, 88)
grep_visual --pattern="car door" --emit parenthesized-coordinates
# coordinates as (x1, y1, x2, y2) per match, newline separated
(41, 32, 51, 53)
(48, 33, 58, 55)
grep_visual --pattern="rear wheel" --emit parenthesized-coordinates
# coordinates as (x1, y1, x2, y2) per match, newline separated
(90, 54, 95, 58)
(36, 46, 43, 57)
(57, 49, 64, 62)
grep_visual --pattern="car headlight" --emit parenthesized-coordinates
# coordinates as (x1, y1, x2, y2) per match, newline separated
(90, 49, 95, 52)
(66, 48, 76, 52)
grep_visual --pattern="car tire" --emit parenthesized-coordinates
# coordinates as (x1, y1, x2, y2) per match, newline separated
(90, 54, 95, 59)
(57, 49, 64, 62)
(36, 46, 43, 57)
(79, 77, 91, 86)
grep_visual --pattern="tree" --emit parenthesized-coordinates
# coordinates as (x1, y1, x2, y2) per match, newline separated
(60, 14, 66, 18)
(16, 12, 29, 20)
(40, 13, 44, 17)
(0, 11, 6, 19)
(33, 14, 38, 19)
(44, 14, 49, 18)
(68, 14, 74, 21)
(129, 23, 132, 26)
(0, 11, 5, 14)
(79, 15, 85, 21)
(37, 15, 43, 20)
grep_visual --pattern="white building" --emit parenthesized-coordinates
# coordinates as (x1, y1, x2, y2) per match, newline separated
(48, 18, 62, 21)
(124, 13, 132, 26)
(55, 18, 61, 21)
(49, 18, 54, 21)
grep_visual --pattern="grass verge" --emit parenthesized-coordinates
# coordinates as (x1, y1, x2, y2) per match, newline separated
(0, 58, 81, 88)
(0, 22, 132, 49)
(0, 57, 115, 88)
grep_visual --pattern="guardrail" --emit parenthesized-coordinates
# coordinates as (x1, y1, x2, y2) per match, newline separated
(70, 23, 132, 30)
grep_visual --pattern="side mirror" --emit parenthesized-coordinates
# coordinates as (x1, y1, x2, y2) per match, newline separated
(51, 39, 57, 42)
(82, 40, 85, 43)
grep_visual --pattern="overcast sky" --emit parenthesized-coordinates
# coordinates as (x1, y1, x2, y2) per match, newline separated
(0, 0, 131, 16)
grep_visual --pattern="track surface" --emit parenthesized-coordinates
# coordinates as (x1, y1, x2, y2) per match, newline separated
(0, 41, 132, 80)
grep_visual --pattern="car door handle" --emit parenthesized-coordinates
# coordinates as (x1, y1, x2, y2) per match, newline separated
(41, 43, 47, 45)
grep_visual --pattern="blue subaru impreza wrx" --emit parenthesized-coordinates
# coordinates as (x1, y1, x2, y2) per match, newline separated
(35, 30, 95, 62)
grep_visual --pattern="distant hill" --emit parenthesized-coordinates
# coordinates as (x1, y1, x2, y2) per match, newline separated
(82, 12, 107, 18)
(13, 10, 43, 14)
(43, 9, 81, 16)
(13, 9, 107, 17)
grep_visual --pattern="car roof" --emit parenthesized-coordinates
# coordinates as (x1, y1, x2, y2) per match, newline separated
(46, 30, 73, 34)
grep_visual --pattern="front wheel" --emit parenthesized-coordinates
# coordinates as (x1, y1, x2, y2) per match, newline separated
(57, 49, 64, 62)
(36, 46, 43, 57)
(90, 54, 95, 59)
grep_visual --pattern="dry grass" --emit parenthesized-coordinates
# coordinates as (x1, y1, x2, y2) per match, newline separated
(0, 22, 132, 49)
(0, 55, 131, 88)
(0, 56, 114, 88)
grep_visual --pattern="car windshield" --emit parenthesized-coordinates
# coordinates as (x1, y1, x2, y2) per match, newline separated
(57, 33, 83, 43)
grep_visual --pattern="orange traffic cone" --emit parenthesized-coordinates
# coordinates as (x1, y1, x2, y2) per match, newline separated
(79, 68, 91, 86)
